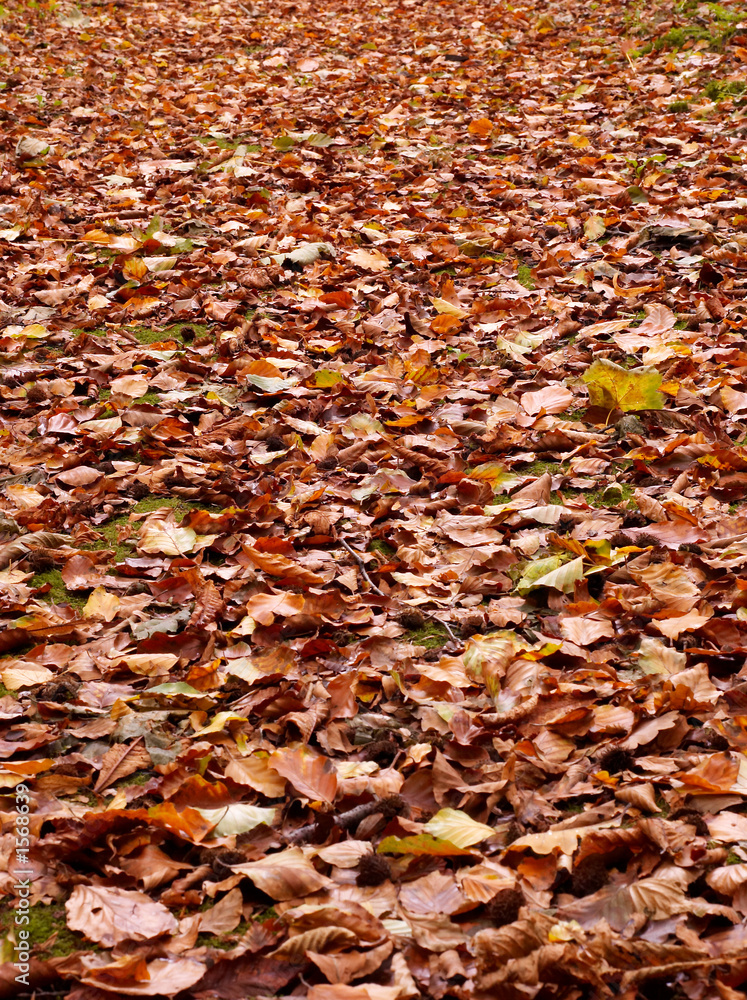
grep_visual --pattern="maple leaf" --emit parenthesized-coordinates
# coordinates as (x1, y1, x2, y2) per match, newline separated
(582, 359, 665, 413)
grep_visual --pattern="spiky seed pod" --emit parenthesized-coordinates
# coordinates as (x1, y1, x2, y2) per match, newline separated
(360, 739, 399, 767)
(609, 531, 633, 548)
(27, 384, 48, 403)
(129, 482, 151, 500)
(486, 888, 523, 926)
(357, 853, 393, 887)
(27, 551, 56, 573)
(571, 854, 608, 897)
(597, 747, 634, 775)
(679, 543, 703, 554)
(504, 821, 523, 845)
(669, 808, 709, 837)
(397, 609, 426, 630)
(379, 795, 406, 819)
(622, 511, 648, 528)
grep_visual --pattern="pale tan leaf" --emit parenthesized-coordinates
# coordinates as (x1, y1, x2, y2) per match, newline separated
(347, 248, 390, 272)
(652, 608, 712, 640)
(308, 940, 393, 986)
(138, 522, 198, 556)
(5, 484, 44, 509)
(271, 926, 358, 962)
(79, 956, 205, 995)
(590, 705, 635, 734)
(2, 661, 54, 689)
(520, 385, 574, 416)
(110, 374, 150, 398)
(65, 885, 178, 946)
(223, 754, 287, 796)
(559, 616, 615, 645)
(315, 841, 373, 868)
(231, 847, 333, 900)
(707, 863, 747, 895)
(407, 913, 466, 952)
(615, 783, 659, 813)
(399, 871, 466, 916)
(118, 844, 191, 890)
(707, 811, 747, 842)
(197, 888, 243, 934)
(196, 802, 277, 837)
(269, 746, 338, 803)
(307, 986, 402, 1000)
(244, 591, 305, 625)
(120, 653, 179, 676)
(637, 636, 687, 675)
(630, 562, 700, 613)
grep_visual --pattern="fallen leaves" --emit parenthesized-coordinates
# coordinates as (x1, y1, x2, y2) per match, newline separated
(2, 0, 747, 997)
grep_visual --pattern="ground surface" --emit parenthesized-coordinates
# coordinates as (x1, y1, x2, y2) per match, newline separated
(2, 0, 747, 997)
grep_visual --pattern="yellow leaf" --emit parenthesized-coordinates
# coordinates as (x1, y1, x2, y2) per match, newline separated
(468, 117, 494, 137)
(123, 257, 149, 282)
(14, 324, 48, 340)
(432, 297, 469, 318)
(193, 711, 249, 736)
(83, 586, 120, 622)
(424, 809, 496, 848)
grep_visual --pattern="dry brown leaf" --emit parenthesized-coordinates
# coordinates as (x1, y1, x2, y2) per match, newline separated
(93, 738, 151, 793)
(308, 940, 394, 986)
(231, 848, 334, 900)
(271, 926, 359, 962)
(65, 885, 178, 946)
(269, 746, 338, 803)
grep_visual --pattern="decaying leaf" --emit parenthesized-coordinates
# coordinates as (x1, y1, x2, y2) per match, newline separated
(582, 358, 664, 413)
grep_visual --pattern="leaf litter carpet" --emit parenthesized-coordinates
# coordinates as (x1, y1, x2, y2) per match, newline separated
(2, 0, 747, 997)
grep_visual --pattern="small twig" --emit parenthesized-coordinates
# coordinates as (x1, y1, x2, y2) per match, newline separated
(339, 539, 385, 596)
(339, 540, 459, 643)
(421, 609, 459, 644)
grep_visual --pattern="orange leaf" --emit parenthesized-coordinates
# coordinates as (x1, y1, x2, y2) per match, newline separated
(468, 117, 494, 137)
(269, 746, 338, 803)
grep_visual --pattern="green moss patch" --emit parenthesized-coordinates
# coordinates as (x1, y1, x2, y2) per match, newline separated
(130, 323, 208, 346)
(6, 905, 96, 958)
(33, 569, 87, 609)
(406, 621, 451, 649)
(517, 263, 535, 289)
(369, 539, 396, 558)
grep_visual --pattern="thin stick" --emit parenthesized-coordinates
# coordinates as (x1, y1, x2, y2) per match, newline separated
(422, 610, 459, 644)
(338, 539, 460, 643)
(339, 539, 385, 596)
